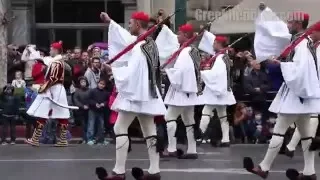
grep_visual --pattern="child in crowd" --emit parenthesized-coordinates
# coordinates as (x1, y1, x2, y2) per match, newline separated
(73, 77, 90, 144)
(87, 79, 110, 145)
(24, 81, 37, 139)
(0, 85, 20, 145)
(12, 71, 26, 88)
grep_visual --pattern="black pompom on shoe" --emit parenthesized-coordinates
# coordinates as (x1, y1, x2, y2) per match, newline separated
(176, 148, 184, 159)
(286, 169, 300, 180)
(96, 167, 108, 180)
(131, 167, 144, 180)
(243, 157, 254, 171)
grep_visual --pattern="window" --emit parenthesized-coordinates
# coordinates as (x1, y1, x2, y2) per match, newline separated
(35, 29, 50, 48)
(55, 29, 77, 50)
(35, 0, 51, 23)
(53, 1, 105, 23)
(82, 30, 105, 49)
(107, 1, 125, 23)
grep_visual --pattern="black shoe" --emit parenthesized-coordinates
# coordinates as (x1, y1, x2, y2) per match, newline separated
(219, 142, 230, 147)
(243, 157, 269, 179)
(286, 168, 317, 180)
(178, 153, 198, 159)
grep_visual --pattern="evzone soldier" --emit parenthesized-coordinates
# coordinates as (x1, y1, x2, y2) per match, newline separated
(284, 32, 320, 158)
(277, 12, 313, 157)
(26, 42, 78, 147)
(160, 24, 202, 159)
(97, 11, 166, 180)
(198, 35, 236, 147)
(243, 13, 320, 179)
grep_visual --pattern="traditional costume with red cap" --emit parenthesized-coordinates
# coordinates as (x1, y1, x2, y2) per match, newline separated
(100, 11, 166, 180)
(197, 34, 236, 147)
(243, 11, 320, 180)
(26, 41, 78, 147)
(154, 23, 202, 159)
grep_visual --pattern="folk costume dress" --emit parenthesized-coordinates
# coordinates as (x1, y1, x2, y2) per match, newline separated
(158, 24, 202, 158)
(106, 11, 166, 179)
(244, 10, 320, 179)
(26, 42, 77, 147)
(198, 34, 236, 146)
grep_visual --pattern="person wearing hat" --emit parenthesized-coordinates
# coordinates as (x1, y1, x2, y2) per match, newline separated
(197, 35, 236, 148)
(99, 11, 166, 180)
(158, 23, 202, 159)
(243, 12, 320, 179)
(25, 41, 78, 147)
(277, 22, 320, 180)
(42, 41, 63, 66)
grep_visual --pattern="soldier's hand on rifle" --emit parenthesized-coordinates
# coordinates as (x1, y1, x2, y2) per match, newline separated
(100, 12, 111, 23)
(268, 56, 281, 65)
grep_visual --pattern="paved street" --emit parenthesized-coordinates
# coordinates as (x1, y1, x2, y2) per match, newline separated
(0, 144, 318, 180)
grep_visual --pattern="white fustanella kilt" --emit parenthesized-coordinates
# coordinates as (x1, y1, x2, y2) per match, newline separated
(111, 88, 166, 116)
(164, 86, 202, 106)
(197, 86, 236, 106)
(27, 84, 70, 119)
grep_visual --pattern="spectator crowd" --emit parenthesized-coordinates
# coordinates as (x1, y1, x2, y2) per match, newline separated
(1, 40, 285, 146)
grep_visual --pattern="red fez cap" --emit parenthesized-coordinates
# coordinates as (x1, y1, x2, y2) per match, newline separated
(312, 22, 320, 32)
(289, 11, 309, 22)
(131, 11, 150, 22)
(179, 24, 193, 33)
(51, 41, 63, 50)
(215, 36, 227, 43)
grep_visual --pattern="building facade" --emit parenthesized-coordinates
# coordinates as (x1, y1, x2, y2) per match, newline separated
(9, 0, 240, 48)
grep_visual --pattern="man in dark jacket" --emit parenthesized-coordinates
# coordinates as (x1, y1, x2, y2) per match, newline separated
(244, 60, 270, 120)
(87, 79, 110, 145)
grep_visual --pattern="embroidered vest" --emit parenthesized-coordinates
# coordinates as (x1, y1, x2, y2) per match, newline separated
(141, 37, 161, 98)
(189, 46, 203, 95)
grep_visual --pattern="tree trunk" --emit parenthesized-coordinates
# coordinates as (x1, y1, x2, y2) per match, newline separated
(0, 0, 9, 88)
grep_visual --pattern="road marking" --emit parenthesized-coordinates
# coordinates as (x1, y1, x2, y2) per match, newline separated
(197, 152, 221, 155)
(137, 168, 285, 174)
(0, 158, 232, 162)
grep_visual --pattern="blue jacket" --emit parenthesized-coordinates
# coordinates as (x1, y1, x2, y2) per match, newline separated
(24, 87, 37, 110)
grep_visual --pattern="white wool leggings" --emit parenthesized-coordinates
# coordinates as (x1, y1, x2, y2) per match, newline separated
(165, 106, 197, 154)
(199, 105, 229, 143)
(259, 114, 315, 176)
(287, 115, 319, 151)
(112, 111, 159, 175)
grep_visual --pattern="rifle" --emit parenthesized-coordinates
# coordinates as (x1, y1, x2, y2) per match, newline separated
(107, 8, 184, 65)
(160, 5, 233, 69)
(206, 33, 250, 66)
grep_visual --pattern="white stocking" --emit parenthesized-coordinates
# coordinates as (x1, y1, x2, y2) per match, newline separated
(200, 105, 214, 134)
(165, 106, 184, 153)
(182, 106, 197, 154)
(139, 115, 160, 174)
(112, 112, 136, 174)
(259, 114, 297, 171)
(287, 128, 301, 151)
(216, 106, 229, 143)
(296, 115, 315, 176)
(310, 115, 319, 138)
